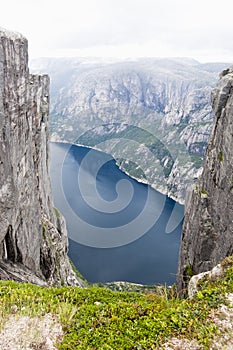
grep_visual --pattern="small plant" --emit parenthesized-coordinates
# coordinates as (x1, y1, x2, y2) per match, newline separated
(54, 207, 60, 218)
(186, 264, 194, 278)
(218, 151, 223, 162)
(201, 188, 209, 196)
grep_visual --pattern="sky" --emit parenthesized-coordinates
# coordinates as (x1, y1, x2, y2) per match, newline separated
(0, 0, 233, 62)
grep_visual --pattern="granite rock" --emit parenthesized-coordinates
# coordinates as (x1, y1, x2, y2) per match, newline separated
(0, 28, 84, 286)
(177, 67, 233, 292)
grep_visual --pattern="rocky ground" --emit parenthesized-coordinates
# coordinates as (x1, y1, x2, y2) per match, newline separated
(0, 314, 63, 350)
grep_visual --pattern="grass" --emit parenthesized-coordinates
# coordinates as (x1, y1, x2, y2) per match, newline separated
(0, 258, 233, 349)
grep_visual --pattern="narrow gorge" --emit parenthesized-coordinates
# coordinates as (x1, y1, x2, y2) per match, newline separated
(31, 58, 230, 203)
(0, 27, 232, 295)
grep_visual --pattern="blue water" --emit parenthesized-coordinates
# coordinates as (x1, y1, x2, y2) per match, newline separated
(50, 142, 183, 285)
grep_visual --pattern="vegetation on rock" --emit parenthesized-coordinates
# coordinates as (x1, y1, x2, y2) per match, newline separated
(0, 257, 232, 349)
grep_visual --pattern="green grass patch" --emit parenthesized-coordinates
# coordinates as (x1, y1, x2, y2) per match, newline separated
(0, 260, 233, 349)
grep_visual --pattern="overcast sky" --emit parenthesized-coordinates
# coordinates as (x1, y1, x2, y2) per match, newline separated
(1, 0, 233, 62)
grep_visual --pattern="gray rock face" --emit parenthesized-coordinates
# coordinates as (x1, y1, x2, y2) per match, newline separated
(177, 68, 233, 292)
(31, 58, 230, 203)
(0, 28, 84, 286)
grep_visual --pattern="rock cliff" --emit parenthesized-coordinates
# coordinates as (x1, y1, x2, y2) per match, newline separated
(0, 28, 84, 286)
(31, 58, 230, 203)
(177, 67, 233, 291)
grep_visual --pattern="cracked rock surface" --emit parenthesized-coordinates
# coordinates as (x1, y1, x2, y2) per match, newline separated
(0, 28, 84, 287)
(177, 67, 233, 291)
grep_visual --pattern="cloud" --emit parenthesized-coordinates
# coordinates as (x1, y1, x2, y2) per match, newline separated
(0, 0, 233, 61)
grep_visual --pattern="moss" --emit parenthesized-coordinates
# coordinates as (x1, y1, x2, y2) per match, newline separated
(54, 207, 61, 218)
(42, 223, 48, 239)
(201, 188, 209, 196)
(186, 264, 194, 278)
(218, 151, 223, 162)
(61, 279, 65, 287)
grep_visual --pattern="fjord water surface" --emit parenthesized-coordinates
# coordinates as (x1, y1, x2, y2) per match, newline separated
(50, 142, 183, 285)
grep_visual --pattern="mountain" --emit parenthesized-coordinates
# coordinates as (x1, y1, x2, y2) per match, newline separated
(0, 28, 84, 286)
(31, 57, 231, 203)
(0, 40, 233, 347)
(177, 67, 233, 291)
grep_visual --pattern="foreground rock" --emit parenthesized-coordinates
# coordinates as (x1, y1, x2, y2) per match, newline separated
(177, 67, 233, 292)
(0, 314, 63, 350)
(0, 28, 84, 286)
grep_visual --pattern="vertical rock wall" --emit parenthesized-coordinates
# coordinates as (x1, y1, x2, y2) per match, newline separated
(177, 67, 233, 292)
(0, 28, 84, 286)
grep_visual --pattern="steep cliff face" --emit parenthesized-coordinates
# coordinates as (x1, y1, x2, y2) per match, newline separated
(177, 67, 233, 291)
(31, 58, 230, 203)
(0, 28, 84, 286)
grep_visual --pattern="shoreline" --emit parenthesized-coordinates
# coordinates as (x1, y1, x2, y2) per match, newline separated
(50, 139, 184, 206)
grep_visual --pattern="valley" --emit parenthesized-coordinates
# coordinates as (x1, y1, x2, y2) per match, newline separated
(31, 57, 229, 203)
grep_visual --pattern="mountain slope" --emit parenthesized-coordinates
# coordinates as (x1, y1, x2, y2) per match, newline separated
(31, 57, 230, 202)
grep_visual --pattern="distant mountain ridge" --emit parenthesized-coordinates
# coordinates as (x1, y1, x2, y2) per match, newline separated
(31, 57, 231, 203)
